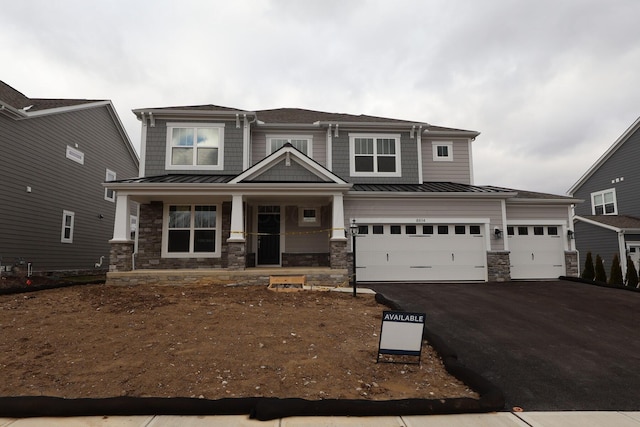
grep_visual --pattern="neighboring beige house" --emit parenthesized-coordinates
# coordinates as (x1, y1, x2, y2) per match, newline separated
(106, 105, 578, 285)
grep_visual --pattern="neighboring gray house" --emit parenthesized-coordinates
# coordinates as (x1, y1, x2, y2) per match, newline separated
(568, 116, 640, 276)
(0, 81, 139, 275)
(106, 105, 578, 286)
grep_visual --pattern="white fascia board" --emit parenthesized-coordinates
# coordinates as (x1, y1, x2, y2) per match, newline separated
(104, 182, 351, 194)
(573, 215, 621, 232)
(24, 100, 112, 117)
(132, 108, 256, 119)
(506, 197, 582, 205)
(346, 191, 518, 199)
(506, 219, 569, 225)
(567, 115, 640, 195)
(0, 101, 28, 118)
(354, 217, 490, 224)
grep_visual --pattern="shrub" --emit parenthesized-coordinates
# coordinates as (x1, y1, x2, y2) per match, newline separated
(626, 256, 639, 288)
(595, 254, 607, 283)
(581, 251, 595, 281)
(609, 253, 623, 286)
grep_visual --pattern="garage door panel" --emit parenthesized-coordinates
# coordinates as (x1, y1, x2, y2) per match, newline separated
(509, 227, 565, 279)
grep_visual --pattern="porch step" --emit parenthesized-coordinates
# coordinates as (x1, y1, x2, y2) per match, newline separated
(268, 275, 307, 292)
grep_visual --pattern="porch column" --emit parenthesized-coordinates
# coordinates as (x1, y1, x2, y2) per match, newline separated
(228, 194, 245, 242)
(109, 193, 134, 272)
(330, 193, 347, 241)
(227, 194, 246, 270)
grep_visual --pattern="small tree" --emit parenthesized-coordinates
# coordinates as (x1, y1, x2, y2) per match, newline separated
(626, 256, 639, 288)
(582, 251, 595, 281)
(595, 254, 607, 283)
(609, 253, 623, 286)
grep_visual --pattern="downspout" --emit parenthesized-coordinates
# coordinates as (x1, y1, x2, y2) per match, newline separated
(618, 230, 627, 277)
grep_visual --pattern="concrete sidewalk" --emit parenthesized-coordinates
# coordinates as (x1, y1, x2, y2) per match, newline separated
(3, 412, 640, 426)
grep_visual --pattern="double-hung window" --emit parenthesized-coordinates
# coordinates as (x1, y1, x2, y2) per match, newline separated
(349, 133, 401, 177)
(166, 123, 224, 170)
(164, 205, 219, 257)
(104, 169, 116, 202)
(61, 210, 75, 243)
(591, 189, 617, 215)
(267, 135, 312, 157)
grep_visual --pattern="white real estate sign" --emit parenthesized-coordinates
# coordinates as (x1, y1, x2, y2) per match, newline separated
(377, 311, 426, 363)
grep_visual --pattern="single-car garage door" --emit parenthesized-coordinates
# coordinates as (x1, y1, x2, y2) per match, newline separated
(508, 225, 565, 279)
(356, 223, 487, 282)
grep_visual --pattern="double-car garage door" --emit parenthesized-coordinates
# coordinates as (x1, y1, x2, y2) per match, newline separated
(356, 223, 487, 282)
(355, 222, 566, 282)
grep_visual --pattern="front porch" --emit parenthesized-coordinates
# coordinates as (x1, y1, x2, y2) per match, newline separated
(105, 267, 350, 287)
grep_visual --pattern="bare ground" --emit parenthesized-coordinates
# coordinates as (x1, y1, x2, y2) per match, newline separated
(0, 281, 478, 401)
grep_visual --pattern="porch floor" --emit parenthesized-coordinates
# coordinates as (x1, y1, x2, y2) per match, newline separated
(106, 267, 350, 288)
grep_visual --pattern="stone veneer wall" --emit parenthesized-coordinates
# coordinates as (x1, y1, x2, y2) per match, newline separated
(227, 241, 246, 270)
(109, 241, 134, 272)
(487, 251, 511, 282)
(330, 240, 348, 269)
(564, 251, 579, 277)
(135, 201, 232, 270)
(282, 253, 329, 267)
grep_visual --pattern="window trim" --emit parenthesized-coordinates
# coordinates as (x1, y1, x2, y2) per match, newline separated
(104, 169, 116, 202)
(349, 133, 402, 177)
(432, 141, 453, 162)
(161, 204, 221, 258)
(61, 210, 75, 243)
(591, 188, 618, 215)
(267, 135, 313, 157)
(66, 146, 84, 164)
(165, 122, 225, 171)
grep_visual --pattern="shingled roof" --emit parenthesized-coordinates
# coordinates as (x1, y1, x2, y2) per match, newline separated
(0, 81, 101, 112)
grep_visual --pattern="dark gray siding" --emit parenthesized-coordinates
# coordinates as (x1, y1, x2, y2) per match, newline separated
(573, 126, 640, 216)
(574, 221, 619, 271)
(144, 119, 244, 176)
(0, 107, 139, 273)
(331, 131, 419, 184)
(250, 159, 326, 182)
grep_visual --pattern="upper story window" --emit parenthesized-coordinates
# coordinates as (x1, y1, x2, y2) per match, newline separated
(267, 135, 312, 157)
(433, 141, 453, 161)
(591, 188, 617, 215)
(104, 169, 116, 202)
(349, 133, 401, 177)
(166, 123, 224, 170)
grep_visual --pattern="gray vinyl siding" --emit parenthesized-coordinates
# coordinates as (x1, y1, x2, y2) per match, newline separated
(0, 107, 138, 273)
(331, 131, 419, 184)
(249, 159, 327, 182)
(343, 197, 505, 250)
(572, 125, 640, 216)
(144, 119, 244, 176)
(284, 205, 330, 253)
(422, 139, 472, 184)
(506, 204, 571, 223)
(574, 221, 619, 271)
(251, 130, 327, 167)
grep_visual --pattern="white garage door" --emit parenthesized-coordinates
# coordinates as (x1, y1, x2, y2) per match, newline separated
(508, 225, 565, 279)
(355, 224, 487, 282)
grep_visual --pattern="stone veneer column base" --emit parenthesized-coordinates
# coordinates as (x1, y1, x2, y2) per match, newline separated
(564, 251, 579, 277)
(109, 241, 134, 272)
(487, 251, 511, 282)
(330, 240, 348, 269)
(226, 241, 246, 270)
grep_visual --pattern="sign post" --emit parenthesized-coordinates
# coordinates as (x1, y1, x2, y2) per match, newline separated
(377, 311, 426, 364)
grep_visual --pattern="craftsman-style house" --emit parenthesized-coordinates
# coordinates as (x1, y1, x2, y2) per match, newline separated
(106, 105, 578, 286)
(0, 81, 139, 275)
(568, 116, 640, 276)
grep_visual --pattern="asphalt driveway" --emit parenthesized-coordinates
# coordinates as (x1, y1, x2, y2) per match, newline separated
(368, 280, 640, 411)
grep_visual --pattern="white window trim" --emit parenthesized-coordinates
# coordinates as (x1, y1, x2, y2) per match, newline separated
(298, 207, 320, 227)
(266, 135, 313, 157)
(349, 133, 402, 177)
(61, 210, 75, 243)
(66, 146, 84, 164)
(591, 188, 618, 215)
(104, 169, 116, 202)
(165, 122, 225, 171)
(161, 204, 221, 258)
(432, 141, 453, 162)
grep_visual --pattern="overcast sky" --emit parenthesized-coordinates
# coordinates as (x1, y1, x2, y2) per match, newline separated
(3, 0, 640, 195)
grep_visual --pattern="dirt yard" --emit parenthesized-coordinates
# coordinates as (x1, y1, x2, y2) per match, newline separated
(0, 281, 478, 401)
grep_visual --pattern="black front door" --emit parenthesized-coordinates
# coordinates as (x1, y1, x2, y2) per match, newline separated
(258, 212, 280, 265)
